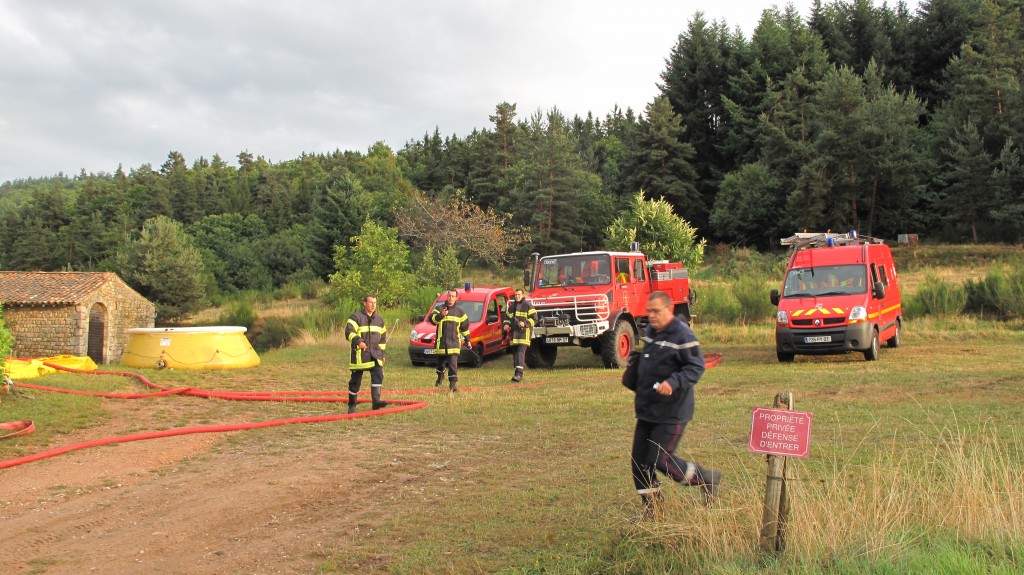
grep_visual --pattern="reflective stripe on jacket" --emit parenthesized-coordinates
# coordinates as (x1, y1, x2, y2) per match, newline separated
(345, 310, 387, 370)
(429, 304, 469, 355)
(504, 299, 536, 346)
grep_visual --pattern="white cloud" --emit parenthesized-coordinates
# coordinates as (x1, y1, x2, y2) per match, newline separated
(0, 0, 913, 183)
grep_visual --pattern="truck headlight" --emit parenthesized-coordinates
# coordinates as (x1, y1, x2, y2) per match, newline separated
(776, 310, 789, 324)
(848, 306, 867, 323)
(410, 329, 421, 341)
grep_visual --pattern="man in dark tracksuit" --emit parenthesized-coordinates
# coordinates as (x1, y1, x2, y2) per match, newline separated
(429, 289, 470, 392)
(503, 288, 536, 383)
(345, 295, 388, 414)
(623, 291, 721, 520)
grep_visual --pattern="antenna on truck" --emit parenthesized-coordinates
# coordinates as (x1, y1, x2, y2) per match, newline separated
(780, 230, 884, 251)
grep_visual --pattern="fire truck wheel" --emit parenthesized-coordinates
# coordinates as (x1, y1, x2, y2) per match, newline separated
(526, 342, 558, 368)
(674, 304, 691, 324)
(601, 320, 635, 368)
(886, 321, 902, 348)
(864, 328, 881, 361)
(777, 351, 795, 363)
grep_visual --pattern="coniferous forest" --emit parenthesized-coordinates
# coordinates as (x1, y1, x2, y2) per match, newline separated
(2, 0, 1022, 301)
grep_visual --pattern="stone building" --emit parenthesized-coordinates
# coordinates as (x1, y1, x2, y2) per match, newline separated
(0, 271, 156, 364)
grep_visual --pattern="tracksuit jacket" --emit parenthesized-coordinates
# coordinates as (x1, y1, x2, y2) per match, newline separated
(622, 318, 705, 424)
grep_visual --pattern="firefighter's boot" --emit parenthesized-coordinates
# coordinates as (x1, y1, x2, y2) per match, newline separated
(435, 370, 444, 387)
(449, 377, 458, 393)
(347, 380, 360, 414)
(630, 490, 664, 523)
(693, 463, 721, 506)
(371, 386, 388, 410)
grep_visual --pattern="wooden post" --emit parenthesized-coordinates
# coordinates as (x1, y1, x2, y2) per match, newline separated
(758, 391, 793, 554)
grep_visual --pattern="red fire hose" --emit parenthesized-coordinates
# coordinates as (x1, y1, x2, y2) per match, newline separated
(1, 353, 722, 470)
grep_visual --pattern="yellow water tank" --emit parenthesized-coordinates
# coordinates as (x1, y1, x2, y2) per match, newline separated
(122, 327, 261, 370)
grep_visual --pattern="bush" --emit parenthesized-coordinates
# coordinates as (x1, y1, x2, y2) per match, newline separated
(216, 298, 257, 328)
(297, 306, 349, 341)
(693, 281, 741, 323)
(248, 316, 296, 352)
(407, 285, 443, 320)
(964, 262, 1024, 320)
(907, 275, 967, 317)
(732, 274, 776, 324)
(0, 304, 13, 373)
(702, 245, 787, 280)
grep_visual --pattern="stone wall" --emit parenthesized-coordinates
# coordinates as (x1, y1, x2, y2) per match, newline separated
(5, 305, 78, 359)
(81, 278, 156, 363)
(5, 278, 155, 363)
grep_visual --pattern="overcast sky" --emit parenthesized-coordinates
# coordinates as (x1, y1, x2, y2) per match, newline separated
(1, 0, 903, 184)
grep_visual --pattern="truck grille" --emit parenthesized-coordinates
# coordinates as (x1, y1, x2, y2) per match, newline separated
(531, 294, 610, 326)
(792, 317, 846, 327)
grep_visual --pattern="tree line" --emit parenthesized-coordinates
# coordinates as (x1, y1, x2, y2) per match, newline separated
(1, 0, 1022, 298)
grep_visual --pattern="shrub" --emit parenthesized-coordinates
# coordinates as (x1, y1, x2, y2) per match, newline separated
(964, 262, 1024, 320)
(908, 274, 967, 317)
(248, 316, 296, 352)
(297, 306, 348, 341)
(216, 298, 257, 328)
(732, 274, 776, 324)
(693, 281, 741, 323)
(0, 304, 13, 373)
(703, 245, 787, 280)
(408, 285, 443, 320)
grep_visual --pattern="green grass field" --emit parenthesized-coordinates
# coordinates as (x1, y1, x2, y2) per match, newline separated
(4, 244, 1024, 573)
(4, 316, 1022, 574)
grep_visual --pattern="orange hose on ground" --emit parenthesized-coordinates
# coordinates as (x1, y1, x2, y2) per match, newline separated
(1, 353, 722, 470)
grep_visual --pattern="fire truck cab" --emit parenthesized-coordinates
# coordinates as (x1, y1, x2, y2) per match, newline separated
(770, 232, 903, 362)
(525, 249, 692, 369)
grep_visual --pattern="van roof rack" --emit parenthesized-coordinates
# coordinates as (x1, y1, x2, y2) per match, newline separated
(780, 231, 884, 250)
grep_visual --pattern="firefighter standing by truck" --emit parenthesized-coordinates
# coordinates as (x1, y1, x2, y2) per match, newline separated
(503, 288, 536, 383)
(429, 289, 470, 392)
(345, 295, 388, 414)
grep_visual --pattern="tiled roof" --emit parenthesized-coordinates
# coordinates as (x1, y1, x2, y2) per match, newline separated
(0, 271, 123, 305)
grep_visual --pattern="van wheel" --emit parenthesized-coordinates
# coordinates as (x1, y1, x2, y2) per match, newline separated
(886, 321, 902, 348)
(601, 320, 636, 368)
(777, 352, 795, 363)
(526, 342, 558, 368)
(864, 329, 881, 361)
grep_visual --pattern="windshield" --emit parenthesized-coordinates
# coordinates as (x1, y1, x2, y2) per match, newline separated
(783, 264, 867, 297)
(536, 254, 612, 288)
(432, 300, 483, 323)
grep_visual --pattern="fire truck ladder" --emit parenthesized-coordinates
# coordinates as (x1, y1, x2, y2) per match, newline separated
(780, 231, 885, 251)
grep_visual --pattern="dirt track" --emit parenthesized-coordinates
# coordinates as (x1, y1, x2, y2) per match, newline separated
(2, 415, 386, 575)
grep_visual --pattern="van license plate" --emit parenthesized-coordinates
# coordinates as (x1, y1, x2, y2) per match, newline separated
(546, 337, 569, 344)
(804, 336, 832, 343)
(423, 348, 436, 354)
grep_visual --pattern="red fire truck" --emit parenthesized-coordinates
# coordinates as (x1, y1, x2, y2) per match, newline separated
(524, 249, 693, 369)
(769, 231, 903, 362)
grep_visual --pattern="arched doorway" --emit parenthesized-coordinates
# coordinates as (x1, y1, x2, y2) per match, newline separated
(87, 303, 107, 364)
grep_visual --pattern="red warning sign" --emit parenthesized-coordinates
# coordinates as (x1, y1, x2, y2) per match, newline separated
(748, 407, 813, 458)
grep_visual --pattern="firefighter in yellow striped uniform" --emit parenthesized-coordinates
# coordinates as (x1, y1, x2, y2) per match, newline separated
(503, 288, 536, 383)
(345, 295, 388, 413)
(429, 289, 470, 392)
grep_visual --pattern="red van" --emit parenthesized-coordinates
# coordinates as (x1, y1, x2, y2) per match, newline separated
(770, 232, 903, 362)
(408, 285, 515, 367)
